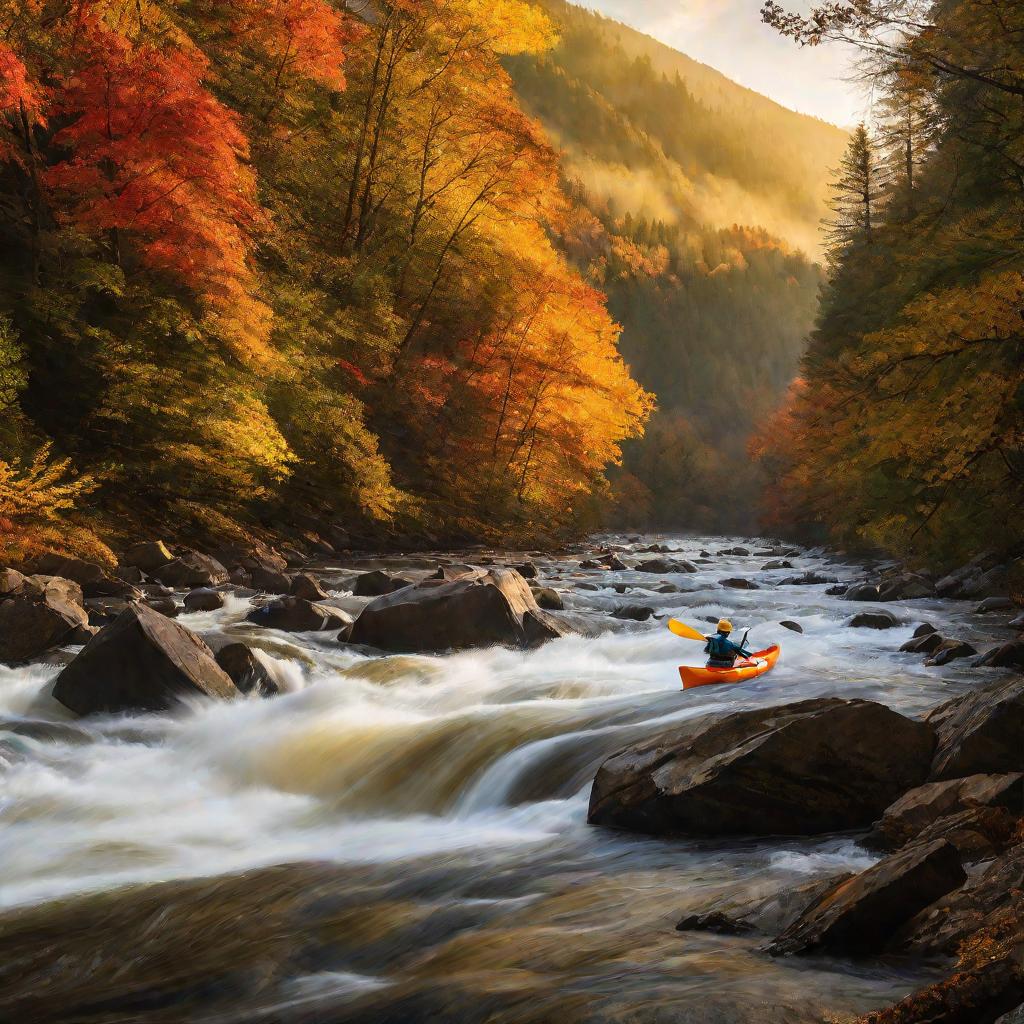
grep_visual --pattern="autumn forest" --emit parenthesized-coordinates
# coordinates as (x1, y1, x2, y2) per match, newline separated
(1, 0, 1022, 571)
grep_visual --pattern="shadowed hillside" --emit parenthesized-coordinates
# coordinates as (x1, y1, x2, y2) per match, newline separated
(508, 1, 846, 531)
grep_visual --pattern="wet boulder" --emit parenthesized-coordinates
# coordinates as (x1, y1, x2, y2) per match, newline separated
(926, 639, 977, 666)
(767, 840, 966, 957)
(532, 587, 564, 611)
(513, 560, 540, 578)
(901, 632, 945, 655)
(928, 674, 1024, 779)
(52, 603, 239, 715)
(246, 597, 353, 633)
(976, 641, 1024, 670)
(779, 620, 804, 633)
(183, 588, 225, 612)
(349, 568, 569, 653)
(721, 577, 759, 590)
(588, 698, 934, 837)
(867, 773, 1024, 851)
(0, 573, 90, 663)
(353, 570, 414, 597)
(640, 558, 697, 574)
(977, 597, 1015, 614)
(290, 573, 329, 602)
(876, 573, 934, 602)
(914, 622, 938, 637)
(780, 571, 839, 586)
(613, 604, 653, 622)
(844, 583, 880, 601)
(120, 540, 173, 573)
(849, 609, 900, 629)
(151, 552, 228, 589)
(249, 565, 292, 595)
(215, 643, 278, 697)
(762, 560, 794, 571)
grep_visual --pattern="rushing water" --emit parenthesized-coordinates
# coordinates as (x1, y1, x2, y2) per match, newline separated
(0, 535, 1013, 1022)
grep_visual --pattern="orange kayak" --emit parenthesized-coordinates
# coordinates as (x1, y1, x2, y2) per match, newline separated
(679, 645, 781, 690)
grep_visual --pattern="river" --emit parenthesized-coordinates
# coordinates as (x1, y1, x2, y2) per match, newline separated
(0, 535, 1008, 1023)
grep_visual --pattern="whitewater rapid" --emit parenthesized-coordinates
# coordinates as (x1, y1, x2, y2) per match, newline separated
(0, 536, 1008, 1020)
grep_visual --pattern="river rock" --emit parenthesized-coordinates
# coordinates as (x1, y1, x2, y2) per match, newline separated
(249, 565, 292, 595)
(247, 597, 353, 633)
(120, 540, 173, 573)
(721, 577, 759, 590)
(901, 632, 944, 654)
(532, 587, 564, 611)
(926, 639, 977, 666)
(845, 583, 880, 601)
(928, 675, 1024, 779)
(978, 597, 1015, 614)
(514, 561, 540, 578)
(587, 698, 934, 837)
(31, 554, 137, 599)
(52, 603, 239, 715)
(613, 604, 653, 622)
(779, 620, 804, 633)
(0, 574, 90, 663)
(867, 774, 1024, 851)
(349, 568, 568, 653)
(767, 840, 966, 957)
(877, 573, 935, 602)
(290, 573, 329, 602)
(914, 623, 938, 637)
(183, 588, 224, 612)
(849, 609, 900, 629)
(145, 596, 179, 617)
(781, 571, 838, 586)
(976, 641, 1024, 670)
(1011, 612, 1024, 630)
(151, 552, 228, 589)
(640, 557, 697, 574)
(899, 841, 1024, 957)
(353, 570, 414, 597)
(215, 643, 278, 697)
(599, 554, 627, 571)
(762, 560, 794, 570)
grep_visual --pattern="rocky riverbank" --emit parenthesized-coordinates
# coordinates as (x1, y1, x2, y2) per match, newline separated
(1, 533, 1022, 1022)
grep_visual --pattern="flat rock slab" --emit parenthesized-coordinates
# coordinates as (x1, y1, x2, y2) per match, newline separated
(928, 675, 1024, 779)
(52, 603, 238, 715)
(868, 773, 1024, 850)
(768, 839, 966, 957)
(588, 698, 935, 837)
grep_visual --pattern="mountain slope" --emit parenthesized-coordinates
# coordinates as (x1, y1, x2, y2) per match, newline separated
(507, 1, 844, 531)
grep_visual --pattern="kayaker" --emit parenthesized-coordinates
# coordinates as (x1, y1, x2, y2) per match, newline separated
(705, 619, 753, 668)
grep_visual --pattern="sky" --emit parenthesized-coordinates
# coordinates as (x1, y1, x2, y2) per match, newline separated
(580, 0, 867, 127)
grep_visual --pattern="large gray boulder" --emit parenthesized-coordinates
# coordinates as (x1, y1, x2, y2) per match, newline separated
(52, 603, 239, 715)
(353, 570, 414, 597)
(928, 675, 1024, 779)
(348, 568, 569, 653)
(767, 840, 966, 956)
(0, 572, 90, 663)
(588, 699, 935, 837)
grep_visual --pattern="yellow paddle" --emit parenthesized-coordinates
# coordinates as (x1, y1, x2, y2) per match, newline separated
(667, 618, 708, 642)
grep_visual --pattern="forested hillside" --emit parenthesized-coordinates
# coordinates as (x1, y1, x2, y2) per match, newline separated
(755, 0, 1024, 570)
(0, 0, 651, 561)
(507, 1, 845, 531)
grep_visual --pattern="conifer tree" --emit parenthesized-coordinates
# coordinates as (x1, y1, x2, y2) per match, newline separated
(824, 124, 885, 262)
